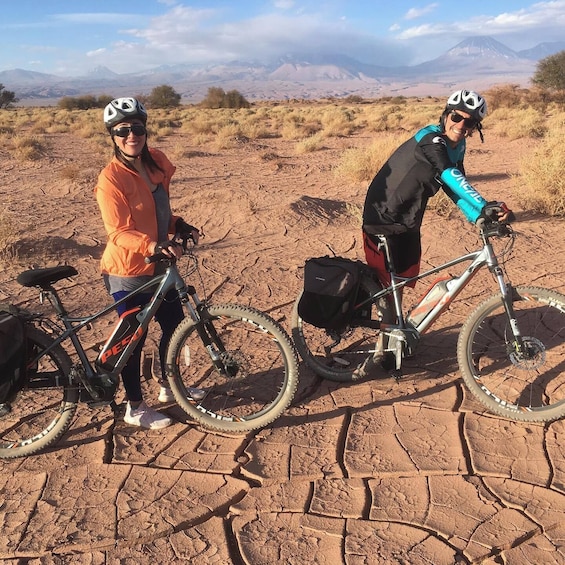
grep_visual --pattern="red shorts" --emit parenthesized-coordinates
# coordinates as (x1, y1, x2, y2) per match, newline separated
(363, 231, 420, 288)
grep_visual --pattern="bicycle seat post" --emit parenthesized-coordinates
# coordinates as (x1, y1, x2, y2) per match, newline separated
(377, 236, 405, 324)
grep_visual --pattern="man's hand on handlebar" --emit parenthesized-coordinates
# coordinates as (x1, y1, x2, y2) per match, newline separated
(476, 201, 515, 229)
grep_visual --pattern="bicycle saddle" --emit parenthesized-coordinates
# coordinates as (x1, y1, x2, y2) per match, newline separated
(17, 266, 78, 288)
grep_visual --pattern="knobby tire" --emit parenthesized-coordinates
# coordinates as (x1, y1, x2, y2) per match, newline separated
(166, 303, 299, 433)
(0, 327, 78, 459)
(457, 285, 565, 422)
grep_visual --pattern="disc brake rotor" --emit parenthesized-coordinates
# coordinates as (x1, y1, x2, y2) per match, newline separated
(509, 336, 546, 370)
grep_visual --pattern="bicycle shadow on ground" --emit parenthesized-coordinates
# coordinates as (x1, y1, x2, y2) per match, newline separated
(13, 236, 103, 263)
(33, 409, 118, 459)
(277, 370, 466, 430)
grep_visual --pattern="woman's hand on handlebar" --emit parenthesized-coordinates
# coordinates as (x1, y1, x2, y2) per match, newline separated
(175, 218, 201, 244)
(152, 240, 183, 259)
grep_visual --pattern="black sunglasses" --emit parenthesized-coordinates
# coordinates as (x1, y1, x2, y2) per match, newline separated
(449, 111, 478, 129)
(112, 124, 147, 137)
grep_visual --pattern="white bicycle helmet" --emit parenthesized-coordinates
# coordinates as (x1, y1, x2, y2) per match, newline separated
(103, 97, 148, 130)
(446, 90, 487, 121)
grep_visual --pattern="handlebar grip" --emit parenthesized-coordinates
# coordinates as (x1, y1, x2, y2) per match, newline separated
(144, 253, 168, 264)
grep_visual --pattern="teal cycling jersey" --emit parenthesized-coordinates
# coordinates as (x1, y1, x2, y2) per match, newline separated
(363, 124, 486, 233)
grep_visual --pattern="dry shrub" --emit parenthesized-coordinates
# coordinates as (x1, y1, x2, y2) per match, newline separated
(484, 83, 564, 113)
(399, 105, 441, 132)
(334, 134, 400, 183)
(10, 134, 46, 161)
(28, 116, 52, 134)
(74, 123, 104, 139)
(278, 110, 312, 140)
(486, 107, 547, 140)
(295, 132, 326, 154)
(363, 105, 406, 132)
(515, 127, 565, 216)
(237, 113, 272, 139)
(483, 84, 526, 112)
(153, 125, 175, 138)
(212, 122, 243, 149)
(320, 107, 356, 137)
(183, 114, 216, 135)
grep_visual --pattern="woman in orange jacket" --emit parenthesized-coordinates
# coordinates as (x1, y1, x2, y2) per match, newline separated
(95, 97, 203, 430)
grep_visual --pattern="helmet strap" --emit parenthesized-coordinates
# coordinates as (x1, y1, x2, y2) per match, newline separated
(476, 122, 484, 143)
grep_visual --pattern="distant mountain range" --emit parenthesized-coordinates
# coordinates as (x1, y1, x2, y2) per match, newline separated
(2, 36, 564, 103)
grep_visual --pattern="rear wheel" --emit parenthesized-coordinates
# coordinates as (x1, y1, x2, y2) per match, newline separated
(458, 286, 565, 422)
(166, 304, 299, 433)
(0, 327, 78, 459)
(291, 273, 393, 381)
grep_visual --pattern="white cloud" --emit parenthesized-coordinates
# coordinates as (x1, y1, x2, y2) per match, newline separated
(395, 0, 565, 45)
(39, 1, 565, 76)
(86, 48, 107, 57)
(87, 8, 412, 72)
(404, 3, 439, 21)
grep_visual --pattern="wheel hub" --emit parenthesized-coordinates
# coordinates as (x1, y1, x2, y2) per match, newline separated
(509, 336, 546, 370)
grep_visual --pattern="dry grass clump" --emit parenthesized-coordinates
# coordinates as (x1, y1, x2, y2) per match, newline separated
(212, 122, 245, 150)
(484, 83, 565, 113)
(181, 113, 216, 136)
(320, 106, 357, 137)
(334, 134, 400, 183)
(280, 112, 321, 140)
(295, 132, 326, 154)
(486, 107, 547, 140)
(59, 164, 82, 183)
(9, 134, 46, 161)
(515, 125, 565, 216)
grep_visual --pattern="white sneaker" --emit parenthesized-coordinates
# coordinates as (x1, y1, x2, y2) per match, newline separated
(158, 385, 206, 403)
(124, 401, 172, 429)
(158, 386, 175, 403)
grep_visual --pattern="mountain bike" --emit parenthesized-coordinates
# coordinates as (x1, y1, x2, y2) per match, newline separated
(0, 238, 299, 459)
(292, 219, 565, 423)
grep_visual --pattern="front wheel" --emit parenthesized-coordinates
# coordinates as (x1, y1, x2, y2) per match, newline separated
(291, 273, 393, 382)
(457, 285, 565, 422)
(166, 304, 299, 433)
(0, 327, 78, 459)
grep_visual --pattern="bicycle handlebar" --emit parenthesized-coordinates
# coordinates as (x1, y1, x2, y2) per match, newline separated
(144, 233, 197, 264)
(479, 219, 513, 238)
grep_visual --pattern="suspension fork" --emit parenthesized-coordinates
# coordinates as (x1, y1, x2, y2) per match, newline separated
(182, 286, 230, 373)
(492, 266, 526, 353)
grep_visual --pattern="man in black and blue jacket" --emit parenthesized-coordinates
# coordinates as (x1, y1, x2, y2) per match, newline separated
(362, 89, 513, 288)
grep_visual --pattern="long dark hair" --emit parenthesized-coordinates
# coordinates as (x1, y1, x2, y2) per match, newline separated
(113, 141, 164, 173)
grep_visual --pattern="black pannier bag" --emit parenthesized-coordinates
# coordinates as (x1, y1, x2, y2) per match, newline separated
(0, 304, 27, 404)
(298, 256, 362, 329)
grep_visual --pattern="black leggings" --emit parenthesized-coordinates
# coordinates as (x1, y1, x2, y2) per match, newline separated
(112, 289, 184, 402)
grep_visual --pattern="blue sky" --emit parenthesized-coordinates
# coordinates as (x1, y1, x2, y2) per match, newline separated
(1, 0, 564, 76)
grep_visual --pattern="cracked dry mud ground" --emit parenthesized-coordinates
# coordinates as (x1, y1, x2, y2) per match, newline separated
(1, 121, 565, 564)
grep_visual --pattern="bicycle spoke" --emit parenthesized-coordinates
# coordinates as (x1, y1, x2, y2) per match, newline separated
(168, 304, 298, 432)
(459, 287, 565, 422)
